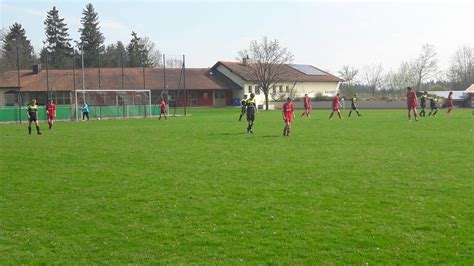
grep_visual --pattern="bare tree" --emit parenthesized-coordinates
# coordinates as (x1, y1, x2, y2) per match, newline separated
(384, 63, 416, 98)
(412, 44, 438, 90)
(448, 45, 474, 89)
(395, 61, 417, 95)
(164, 58, 183, 68)
(338, 65, 359, 85)
(362, 63, 384, 96)
(238, 36, 293, 110)
(140, 36, 162, 67)
(384, 71, 400, 97)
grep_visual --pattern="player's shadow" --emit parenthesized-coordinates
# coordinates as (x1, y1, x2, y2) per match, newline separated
(213, 132, 247, 136)
(260, 135, 280, 138)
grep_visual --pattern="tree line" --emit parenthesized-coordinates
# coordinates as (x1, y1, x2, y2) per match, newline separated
(338, 44, 474, 96)
(0, 3, 165, 74)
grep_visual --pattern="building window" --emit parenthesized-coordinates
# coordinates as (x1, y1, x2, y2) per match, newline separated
(272, 85, 276, 94)
(279, 85, 283, 93)
(215, 91, 225, 99)
(5, 93, 18, 106)
(286, 86, 290, 93)
(248, 85, 252, 94)
(256, 86, 261, 95)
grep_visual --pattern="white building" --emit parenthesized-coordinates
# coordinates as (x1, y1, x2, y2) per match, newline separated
(211, 61, 343, 105)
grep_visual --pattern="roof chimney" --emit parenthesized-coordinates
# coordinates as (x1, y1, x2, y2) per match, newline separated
(32, 64, 41, 74)
(242, 55, 249, 65)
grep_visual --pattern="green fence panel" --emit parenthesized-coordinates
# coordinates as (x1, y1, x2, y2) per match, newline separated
(1, 104, 160, 122)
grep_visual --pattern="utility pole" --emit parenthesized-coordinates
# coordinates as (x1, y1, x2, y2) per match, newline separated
(73, 49, 77, 121)
(98, 48, 101, 90)
(142, 52, 146, 90)
(81, 43, 85, 91)
(183, 54, 186, 116)
(121, 50, 124, 90)
(45, 47, 50, 111)
(16, 38, 22, 123)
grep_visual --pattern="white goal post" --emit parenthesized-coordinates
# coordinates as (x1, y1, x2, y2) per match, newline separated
(74, 90, 152, 121)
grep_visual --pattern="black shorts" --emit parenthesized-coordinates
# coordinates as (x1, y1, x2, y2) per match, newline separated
(241, 106, 246, 113)
(421, 103, 426, 108)
(431, 106, 438, 110)
(246, 112, 255, 122)
(28, 116, 37, 122)
(351, 105, 357, 110)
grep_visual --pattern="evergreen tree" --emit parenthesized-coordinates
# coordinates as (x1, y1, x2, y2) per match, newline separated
(127, 31, 146, 67)
(42, 6, 72, 68)
(116, 41, 127, 67)
(1, 23, 37, 71)
(78, 3, 104, 67)
(102, 41, 127, 67)
(126, 32, 156, 67)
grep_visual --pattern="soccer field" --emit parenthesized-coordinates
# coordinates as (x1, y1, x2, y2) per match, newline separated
(1, 108, 473, 264)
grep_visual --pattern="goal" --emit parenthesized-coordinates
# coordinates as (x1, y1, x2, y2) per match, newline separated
(74, 90, 152, 121)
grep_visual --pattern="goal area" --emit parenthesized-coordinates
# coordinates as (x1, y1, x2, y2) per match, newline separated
(74, 90, 152, 121)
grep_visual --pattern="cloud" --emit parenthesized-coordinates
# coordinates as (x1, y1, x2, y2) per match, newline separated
(101, 18, 129, 31)
(25, 8, 44, 17)
(100, 18, 132, 44)
(2, 3, 44, 18)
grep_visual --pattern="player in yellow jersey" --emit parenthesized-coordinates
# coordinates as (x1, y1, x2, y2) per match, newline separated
(245, 93, 258, 134)
(26, 99, 42, 135)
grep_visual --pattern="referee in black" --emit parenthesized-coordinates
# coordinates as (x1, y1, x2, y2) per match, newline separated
(428, 95, 439, 117)
(348, 94, 362, 117)
(238, 94, 248, 121)
(246, 93, 257, 134)
(419, 91, 428, 117)
(26, 99, 42, 135)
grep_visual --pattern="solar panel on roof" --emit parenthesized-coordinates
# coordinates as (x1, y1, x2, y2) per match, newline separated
(288, 64, 326, 75)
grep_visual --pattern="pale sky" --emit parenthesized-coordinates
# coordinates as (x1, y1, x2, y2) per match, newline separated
(1, 0, 473, 76)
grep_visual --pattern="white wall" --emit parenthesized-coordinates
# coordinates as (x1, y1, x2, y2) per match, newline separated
(216, 65, 341, 104)
(241, 81, 340, 104)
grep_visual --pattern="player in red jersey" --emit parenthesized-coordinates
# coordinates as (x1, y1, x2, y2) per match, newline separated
(301, 94, 311, 118)
(328, 93, 342, 120)
(46, 99, 56, 129)
(159, 98, 167, 120)
(447, 91, 454, 116)
(406, 87, 418, 121)
(282, 97, 295, 136)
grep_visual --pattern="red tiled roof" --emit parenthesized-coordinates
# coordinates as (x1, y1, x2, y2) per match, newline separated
(212, 61, 343, 83)
(465, 84, 474, 93)
(0, 67, 240, 92)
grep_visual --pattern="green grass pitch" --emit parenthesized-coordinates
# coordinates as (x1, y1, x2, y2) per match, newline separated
(1, 108, 473, 264)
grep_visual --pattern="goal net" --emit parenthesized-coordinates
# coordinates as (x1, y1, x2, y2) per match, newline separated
(74, 90, 152, 121)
